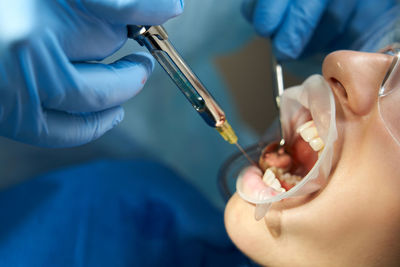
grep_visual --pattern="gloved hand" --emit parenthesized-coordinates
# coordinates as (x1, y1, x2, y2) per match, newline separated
(242, 0, 396, 60)
(0, 0, 183, 148)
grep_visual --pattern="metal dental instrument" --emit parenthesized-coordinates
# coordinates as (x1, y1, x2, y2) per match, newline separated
(271, 52, 286, 147)
(127, 25, 254, 163)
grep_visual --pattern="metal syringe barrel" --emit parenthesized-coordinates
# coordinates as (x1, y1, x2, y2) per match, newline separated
(127, 25, 226, 128)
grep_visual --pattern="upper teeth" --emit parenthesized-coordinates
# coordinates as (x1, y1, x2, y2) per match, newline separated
(310, 137, 324, 151)
(296, 120, 325, 152)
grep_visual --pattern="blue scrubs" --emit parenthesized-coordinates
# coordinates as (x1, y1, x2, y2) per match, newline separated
(0, 160, 250, 266)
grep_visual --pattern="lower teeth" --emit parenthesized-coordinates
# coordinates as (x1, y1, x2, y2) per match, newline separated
(259, 141, 307, 192)
(262, 166, 302, 192)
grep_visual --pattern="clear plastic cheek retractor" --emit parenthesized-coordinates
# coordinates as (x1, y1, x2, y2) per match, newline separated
(236, 75, 338, 220)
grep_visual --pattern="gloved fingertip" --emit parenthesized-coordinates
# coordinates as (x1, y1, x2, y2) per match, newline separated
(253, 0, 290, 38)
(172, 0, 184, 17)
(273, 44, 300, 61)
(241, 0, 257, 22)
(91, 106, 125, 141)
(136, 51, 155, 74)
(100, 107, 125, 136)
(112, 107, 125, 128)
(254, 19, 276, 37)
(42, 106, 126, 148)
(122, 52, 155, 76)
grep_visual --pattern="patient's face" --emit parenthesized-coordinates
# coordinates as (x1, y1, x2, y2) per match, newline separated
(224, 51, 400, 266)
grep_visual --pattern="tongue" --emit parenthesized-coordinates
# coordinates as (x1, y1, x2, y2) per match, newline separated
(290, 135, 318, 176)
(259, 136, 317, 177)
(257, 136, 318, 191)
(238, 136, 319, 200)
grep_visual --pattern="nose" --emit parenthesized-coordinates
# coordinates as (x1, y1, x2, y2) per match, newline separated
(322, 50, 392, 115)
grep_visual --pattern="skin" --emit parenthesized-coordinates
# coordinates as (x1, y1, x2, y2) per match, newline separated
(224, 51, 400, 266)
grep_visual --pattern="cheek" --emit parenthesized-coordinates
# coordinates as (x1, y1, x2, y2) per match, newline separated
(284, 126, 400, 258)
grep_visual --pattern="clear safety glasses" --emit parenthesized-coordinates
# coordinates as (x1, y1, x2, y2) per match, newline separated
(378, 43, 400, 147)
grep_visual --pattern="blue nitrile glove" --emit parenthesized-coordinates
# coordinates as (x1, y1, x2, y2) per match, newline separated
(241, 0, 396, 60)
(0, 0, 183, 148)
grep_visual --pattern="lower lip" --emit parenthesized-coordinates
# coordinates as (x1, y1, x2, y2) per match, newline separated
(238, 166, 280, 201)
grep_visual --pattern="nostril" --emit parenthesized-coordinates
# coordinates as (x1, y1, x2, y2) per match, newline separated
(330, 78, 348, 100)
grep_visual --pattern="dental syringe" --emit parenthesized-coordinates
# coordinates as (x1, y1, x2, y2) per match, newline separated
(128, 25, 250, 156)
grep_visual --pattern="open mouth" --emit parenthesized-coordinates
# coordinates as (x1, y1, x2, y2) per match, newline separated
(239, 110, 322, 196)
(259, 118, 323, 192)
(236, 75, 338, 219)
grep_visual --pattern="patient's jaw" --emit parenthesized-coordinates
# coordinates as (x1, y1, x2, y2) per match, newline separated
(225, 51, 400, 266)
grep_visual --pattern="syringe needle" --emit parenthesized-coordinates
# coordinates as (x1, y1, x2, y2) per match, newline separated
(235, 142, 256, 166)
(216, 121, 256, 165)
